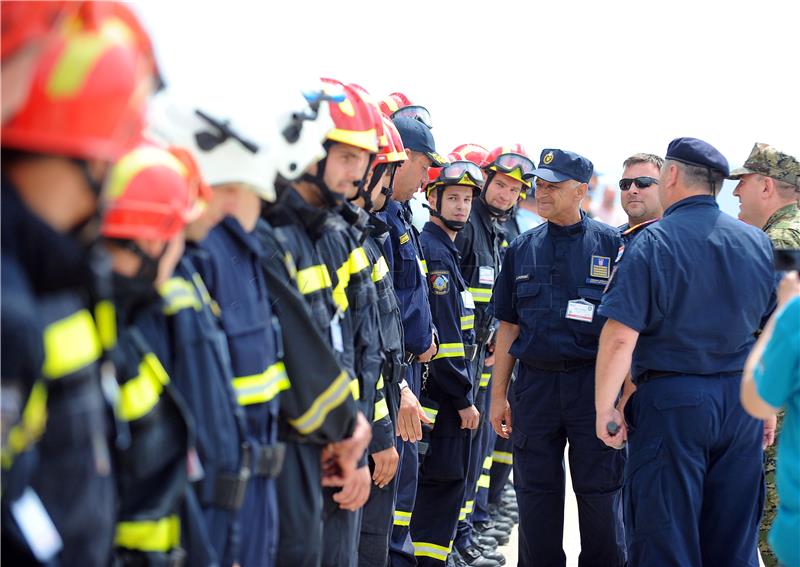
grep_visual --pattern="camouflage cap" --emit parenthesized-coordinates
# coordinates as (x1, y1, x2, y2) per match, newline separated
(728, 142, 800, 188)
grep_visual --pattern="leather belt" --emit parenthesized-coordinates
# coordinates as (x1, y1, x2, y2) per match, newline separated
(636, 370, 741, 385)
(524, 359, 594, 372)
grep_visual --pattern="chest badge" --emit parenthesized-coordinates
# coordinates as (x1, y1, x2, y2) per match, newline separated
(428, 271, 450, 295)
(590, 255, 611, 279)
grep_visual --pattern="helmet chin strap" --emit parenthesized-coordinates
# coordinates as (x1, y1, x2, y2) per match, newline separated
(374, 165, 397, 213)
(481, 171, 515, 218)
(424, 186, 467, 232)
(301, 150, 343, 209)
(107, 238, 165, 282)
(348, 154, 377, 212)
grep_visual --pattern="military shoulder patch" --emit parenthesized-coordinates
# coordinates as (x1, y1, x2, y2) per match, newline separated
(590, 255, 611, 279)
(428, 271, 450, 295)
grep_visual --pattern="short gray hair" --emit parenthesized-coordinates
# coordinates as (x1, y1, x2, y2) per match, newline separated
(666, 159, 726, 194)
(622, 153, 664, 171)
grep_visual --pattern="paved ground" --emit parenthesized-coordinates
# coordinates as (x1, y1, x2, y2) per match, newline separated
(494, 446, 766, 566)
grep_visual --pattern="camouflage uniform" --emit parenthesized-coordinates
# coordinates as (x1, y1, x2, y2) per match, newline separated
(729, 142, 800, 566)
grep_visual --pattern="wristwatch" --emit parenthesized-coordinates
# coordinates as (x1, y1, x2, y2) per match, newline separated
(398, 379, 410, 392)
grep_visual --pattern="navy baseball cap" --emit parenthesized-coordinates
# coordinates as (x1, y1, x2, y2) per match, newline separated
(532, 149, 594, 184)
(392, 116, 448, 167)
(665, 137, 729, 176)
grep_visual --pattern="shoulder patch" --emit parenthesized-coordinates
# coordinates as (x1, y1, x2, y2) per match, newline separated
(428, 271, 450, 295)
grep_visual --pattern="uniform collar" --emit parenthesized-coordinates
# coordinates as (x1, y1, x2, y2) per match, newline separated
(220, 215, 263, 257)
(423, 221, 459, 254)
(473, 198, 497, 230)
(763, 203, 799, 232)
(663, 194, 718, 217)
(368, 213, 391, 237)
(547, 210, 587, 237)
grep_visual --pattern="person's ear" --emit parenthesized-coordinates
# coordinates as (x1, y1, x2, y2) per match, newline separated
(762, 176, 775, 199)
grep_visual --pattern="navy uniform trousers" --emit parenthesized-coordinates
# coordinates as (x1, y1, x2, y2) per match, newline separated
(511, 363, 626, 567)
(624, 374, 764, 566)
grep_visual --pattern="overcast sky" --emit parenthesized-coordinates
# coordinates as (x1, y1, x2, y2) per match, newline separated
(133, 0, 800, 217)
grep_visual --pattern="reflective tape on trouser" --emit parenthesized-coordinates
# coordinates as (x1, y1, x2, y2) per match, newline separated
(479, 372, 491, 388)
(483, 456, 493, 471)
(492, 450, 513, 465)
(460, 314, 474, 330)
(467, 287, 492, 303)
(115, 515, 180, 553)
(433, 343, 465, 360)
(287, 370, 351, 435)
(477, 474, 491, 488)
(350, 378, 360, 400)
(232, 362, 290, 406)
(413, 541, 449, 562)
(394, 510, 412, 526)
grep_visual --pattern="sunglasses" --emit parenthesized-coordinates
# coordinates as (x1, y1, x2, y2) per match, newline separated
(619, 176, 659, 191)
(391, 105, 433, 129)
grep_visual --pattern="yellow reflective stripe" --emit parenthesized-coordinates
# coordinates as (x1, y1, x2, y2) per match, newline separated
(501, 239, 509, 248)
(350, 378, 360, 401)
(413, 541, 450, 562)
(349, 247, 370, 275)
(458, 506, 468, 521)
(232, 362, 290, 406)
(42, 309, 102, 379)
(478, 473, 491, 488)
(483, 456, 493, 470)
(376, 375, 385, 390)
(460, 314, 474, 330)
(420, 260, 428, 275)
(159, 277, 201, 315)
(492, 450, 513, 465)
(118, 353, 169, 422)
(333, 262, 350, 312)
(296, 264, 333, 295)
(394, 510, 412, 526)
(191, 272, 220, 317)
(479, 372, 491, 389)
(373, 398, 390, 422)
(422, 406, 438, 424)
(115, 515, 180, 553)
(2, 382, 48, 469)
(467, 287, 492, 303)
(465, 499, 474, 514)
(371, 255, 390, 283)
(433, 342, 465, 360)
(94, 300, 117, 349)
(288, 371, 351, 436)
(46, 34, 108, 97)
(106, 146, 187, 200)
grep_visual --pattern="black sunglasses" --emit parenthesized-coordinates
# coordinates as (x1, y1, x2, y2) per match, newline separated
(619, 176, 659, 191)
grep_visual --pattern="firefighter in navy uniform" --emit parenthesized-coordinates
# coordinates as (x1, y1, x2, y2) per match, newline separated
(378, 114, 447, 567)
(149, 88, 366, 567)
(99, 143, 199, 566)
(1, 10, 154, 565)
(491, 149, 626, 567)
(409, 159, 484, 566)
(453, 145, 536, 564)
(352, 115, 409, 567)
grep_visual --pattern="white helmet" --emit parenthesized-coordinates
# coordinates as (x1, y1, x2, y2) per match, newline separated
(146, 86, 339, 202)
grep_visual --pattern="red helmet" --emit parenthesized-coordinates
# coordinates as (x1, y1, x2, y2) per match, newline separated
(101, 143, 198, 241)
(2, 9, 154, 161)
(482, 144, 536, 188)
(319, 78, 379, 153)
(166, 145, 212, 221)
(1, 1, 74, 61)
(378, 92, 413, 116)
(425, 153, 484, 197)
(374, 116, 408, 165)
(452, 143, 490, 168)
(346, 82, 385, 152)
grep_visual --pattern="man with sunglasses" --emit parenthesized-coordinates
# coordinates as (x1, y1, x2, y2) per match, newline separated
(490, 149, 626, 567)
(618, 153, 664, 243)
(410, 159, 482, 567)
